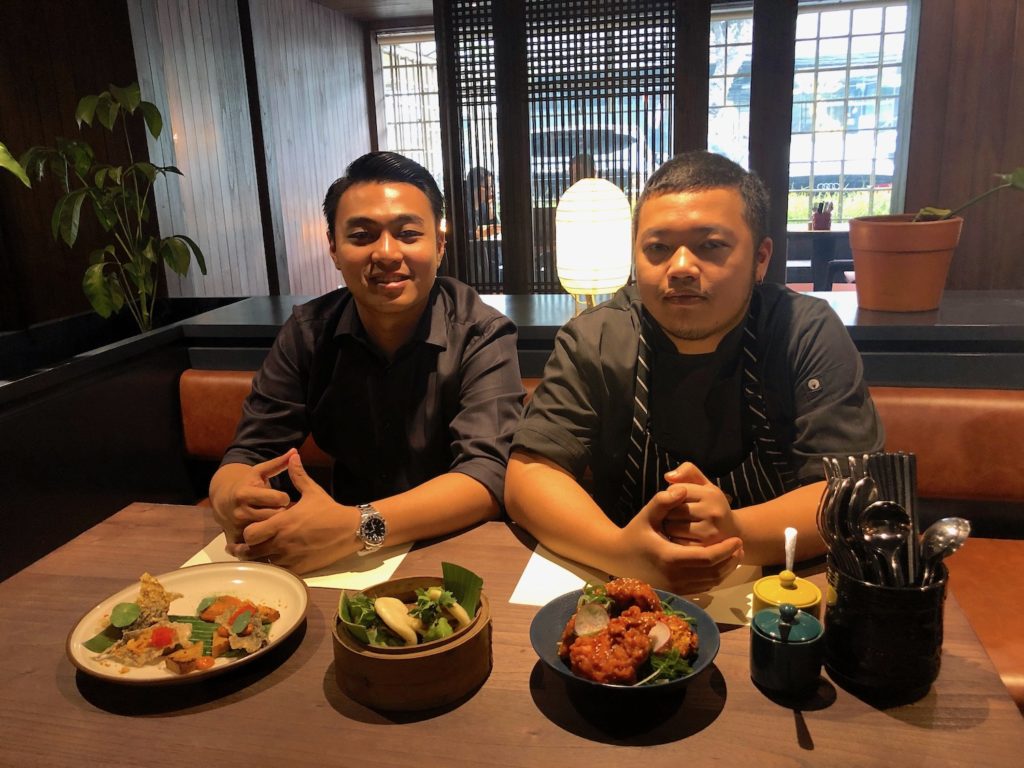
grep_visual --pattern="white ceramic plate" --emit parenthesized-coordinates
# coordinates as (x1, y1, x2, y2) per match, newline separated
(66, 562, 308, 685)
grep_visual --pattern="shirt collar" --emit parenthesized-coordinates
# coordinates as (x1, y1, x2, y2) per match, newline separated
(333, 282, 449, 354)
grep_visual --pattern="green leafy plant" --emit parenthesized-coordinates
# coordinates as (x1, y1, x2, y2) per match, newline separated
(0, 82, 206, 331)
(914, 167, 1024, 222)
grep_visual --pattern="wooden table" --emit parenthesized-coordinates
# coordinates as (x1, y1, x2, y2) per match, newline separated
(2, 503, 1022, 767)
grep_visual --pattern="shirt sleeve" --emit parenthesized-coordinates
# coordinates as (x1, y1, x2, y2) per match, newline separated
(783, 302, 885, 483)
(447, 313, 526, 503)
(511, 320, 605, 479)
(220, 312, 311, 468)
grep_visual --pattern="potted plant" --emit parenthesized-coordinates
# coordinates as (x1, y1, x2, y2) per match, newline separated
(0, 82, 206, 332)
(848, 168, 1024, 312)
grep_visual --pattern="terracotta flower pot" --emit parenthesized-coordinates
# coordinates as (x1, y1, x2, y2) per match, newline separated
(848, 214, 963, 312)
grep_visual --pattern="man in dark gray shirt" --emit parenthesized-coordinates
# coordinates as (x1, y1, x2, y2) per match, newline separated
(211, 152, 524, 574)
(506, 151, 882, 594)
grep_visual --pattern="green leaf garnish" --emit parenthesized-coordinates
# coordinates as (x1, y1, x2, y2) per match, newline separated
(110, 602, 140, 628)
(441, 562, 483, 619)
(230, 610, 253, 635)
(83, 624, 122, 653)
(195, 596, 216, 614)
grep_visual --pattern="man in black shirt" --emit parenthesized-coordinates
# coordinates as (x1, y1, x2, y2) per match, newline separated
(211, 152, 524, 574)
(506, 151, 882, 593)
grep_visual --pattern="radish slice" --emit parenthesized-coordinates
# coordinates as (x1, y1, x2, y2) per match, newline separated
(574, 603, 610, 636)
(649, 622, 671, 653)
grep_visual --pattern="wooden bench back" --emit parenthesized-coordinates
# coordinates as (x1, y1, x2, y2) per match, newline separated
(180, 370, 1023, 502)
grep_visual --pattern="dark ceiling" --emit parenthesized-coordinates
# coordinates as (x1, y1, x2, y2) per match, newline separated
(314, 0, 434, 23)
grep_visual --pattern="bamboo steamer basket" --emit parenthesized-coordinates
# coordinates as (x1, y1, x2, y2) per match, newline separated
(332, 576, 492, 711)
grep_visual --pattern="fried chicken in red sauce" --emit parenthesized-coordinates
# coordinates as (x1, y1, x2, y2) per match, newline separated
(604, 577, 661, 612)
(568, 615, 651, 684)
(558, 579, 700, 685)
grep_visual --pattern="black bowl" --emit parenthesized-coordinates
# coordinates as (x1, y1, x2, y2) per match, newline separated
(529, 588, 721, 693)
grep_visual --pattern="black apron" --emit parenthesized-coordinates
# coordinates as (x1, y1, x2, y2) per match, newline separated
(617, 310, 799, 525)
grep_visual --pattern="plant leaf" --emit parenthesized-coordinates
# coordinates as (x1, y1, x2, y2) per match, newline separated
(19, 146, 50, 182)
(338, 592, 372, 645)
(88, 245, 114, 265)
(83, 262, 116, 317)
(159, 164, 183, 176)
(58, 189, 87, 246)
(914, 206, 952, 222)
(1007, 167, 1024, 190)
(175, 234, 207, 274)
(75, 94, 99, 127)
(88, 190, 117, 231)
(161, 237, 190, 274)
(142, 238, 158, 263)
(109, 82, 141, 113)
(0, 142, 31, 186)
(95, 93, 119, 131)
(58, 138, 94, 178)
(139, 101, 163, 139)
(230, 609, 253, 635)
(129, 161, 157, 183)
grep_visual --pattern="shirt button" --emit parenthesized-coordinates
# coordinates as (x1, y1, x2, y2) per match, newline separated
(807, 378, 821, 391)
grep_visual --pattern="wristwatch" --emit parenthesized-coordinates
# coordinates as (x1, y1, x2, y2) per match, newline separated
(355, 503, 387, 555)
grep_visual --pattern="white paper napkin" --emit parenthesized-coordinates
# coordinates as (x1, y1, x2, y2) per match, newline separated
(509, 544, 759, 626)
(181, 532, 411, 590)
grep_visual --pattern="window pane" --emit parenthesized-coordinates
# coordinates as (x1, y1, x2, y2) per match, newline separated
(850, 34, 881, 67)
(795, 40, 817, 70)
(882, 33, 905, 65)
(792, 102, 814, 132)
(727, 18, 753, 44)
(726, 44, 751, 76)
(817, 70, 847, 100)
(885, 5, 907, 32)
(793, 72, 816, 102)
(820, 10, 850, 37)
(818, 37, 848, 68)
(847, 99, 876, 129)
(852, 7, 884, 35)
(709, 77, 726, 107)
(878, 97, 899, 129)
(796, 12, 818, 40)
(848, 68, 879, 99)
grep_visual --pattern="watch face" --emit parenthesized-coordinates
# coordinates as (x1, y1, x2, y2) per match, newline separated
(361, 515, 387, 546)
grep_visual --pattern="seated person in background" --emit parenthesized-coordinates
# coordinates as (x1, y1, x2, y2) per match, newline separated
(465, 166, 500, 239)
(210, 151, 525, 574)
(568, 152, 596, 185)
(505, 151, 882, 594)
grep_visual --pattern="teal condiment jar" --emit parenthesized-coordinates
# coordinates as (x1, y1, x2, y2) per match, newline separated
(750, 603, 824, 696)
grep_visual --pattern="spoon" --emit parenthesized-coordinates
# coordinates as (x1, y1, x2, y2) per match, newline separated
(859, 500, 911, 586)
(918, 517, 971, 587)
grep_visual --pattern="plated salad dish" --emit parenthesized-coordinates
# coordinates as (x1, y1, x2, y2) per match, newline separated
(67, 562, 308, 684)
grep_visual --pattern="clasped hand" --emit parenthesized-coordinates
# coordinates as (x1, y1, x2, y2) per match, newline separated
(618, 462, 743, 593)
(217, 449, 361, 574)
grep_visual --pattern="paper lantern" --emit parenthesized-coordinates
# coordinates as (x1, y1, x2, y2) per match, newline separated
(556, 178, 632, 312)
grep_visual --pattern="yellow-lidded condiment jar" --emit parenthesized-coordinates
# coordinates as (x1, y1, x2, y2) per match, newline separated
(752, 570, 822, 619)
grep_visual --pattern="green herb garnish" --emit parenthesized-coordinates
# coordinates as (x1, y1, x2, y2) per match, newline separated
(229, 610, 253, 635)
(110, 602, 140, 628)
(578, 582, 613, 610)
(659, 599, 696, 626)
(633, 648, 694, 686)
(195, 596, 217, 614)
(168, 615, 218, 655)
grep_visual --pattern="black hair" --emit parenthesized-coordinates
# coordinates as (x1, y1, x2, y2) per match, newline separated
(633, 150, 770, 245)
(465, 166, 493, 189)
(322, 151, 444, 241)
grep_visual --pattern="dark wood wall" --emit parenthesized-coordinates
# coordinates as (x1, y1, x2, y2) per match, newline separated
(905, 0, 1024, 289)
(0, 0, 147, 330)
